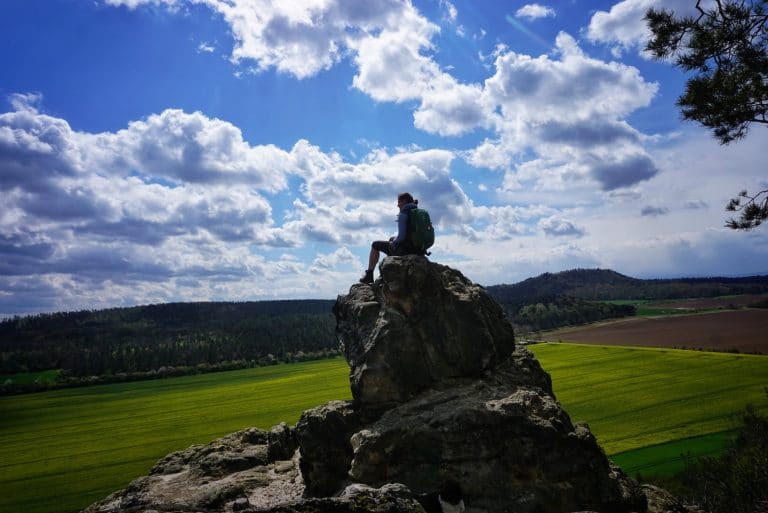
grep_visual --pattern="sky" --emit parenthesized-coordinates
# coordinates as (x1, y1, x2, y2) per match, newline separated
(1, 0, 767, 316)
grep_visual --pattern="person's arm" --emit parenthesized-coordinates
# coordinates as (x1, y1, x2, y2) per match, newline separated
(391, 211, 408, 246)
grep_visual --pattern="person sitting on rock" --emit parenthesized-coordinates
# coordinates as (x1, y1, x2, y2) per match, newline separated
(360, 192, 422, 285)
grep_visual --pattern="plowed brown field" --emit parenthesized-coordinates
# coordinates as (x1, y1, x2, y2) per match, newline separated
(544, 309, 768, 353)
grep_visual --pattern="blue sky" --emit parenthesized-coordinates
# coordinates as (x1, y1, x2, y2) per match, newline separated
(1, 0, 766, 316)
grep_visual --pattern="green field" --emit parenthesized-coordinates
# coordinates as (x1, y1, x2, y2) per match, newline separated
(0, 358, 352, 513)
(2, 345, 766, 513)
(529, 343, 768, 474)
(610, 430, 736, 477)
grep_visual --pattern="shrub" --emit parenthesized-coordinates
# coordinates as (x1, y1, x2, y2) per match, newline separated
(678, 401, 768, 513)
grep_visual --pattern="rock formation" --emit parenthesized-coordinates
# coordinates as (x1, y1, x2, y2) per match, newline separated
(84, 255, 702, 513)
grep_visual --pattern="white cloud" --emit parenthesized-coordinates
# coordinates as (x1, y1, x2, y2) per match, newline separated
(101, 0, 489, 139)
(586, 0, 708, 53)
(310, 247, 358, 271)
(8, 92, 44, 112)
(197, 41, 215, 53)
(515, 4, 556, 20)
(106, 0, 423, 82)
(539, 216, 586, 237)
(94, 109, 293, 191)
(461, 33, 661, 192)
(0, 102, 311, 300)
(349, 5, 442, 102)
(486, 33, 657, 124)
(0, 99, 485, 313)
(413, 78, 490, 136)
(2, 98, 767, 315)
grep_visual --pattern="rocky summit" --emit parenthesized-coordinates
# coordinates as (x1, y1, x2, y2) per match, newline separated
(84, 256, 702, 513)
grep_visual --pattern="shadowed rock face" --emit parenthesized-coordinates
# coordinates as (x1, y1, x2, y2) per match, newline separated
(334, 256, 516, 408)
(83, 256, 701, 513)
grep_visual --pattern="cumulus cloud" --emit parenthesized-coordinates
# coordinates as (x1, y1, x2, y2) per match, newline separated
(310, 247, 357, 271)
(0, 98, 489, 314)
(100, 1, 665, 196)
(7, 1, 764, 316)
(586, 0, 707, 54)
(0, 101, 315, 308)
(515, 4, 556, 20)
(413, 78, 490, 136)
(101, 109, 293, 189)
(486, 33, 657, 123)
(100, 1, 661, 197)
(101, 0, 493, 139)
(107, 0, 435, 85)
(462, 33, 660, 193)
(539, 216, 586, 237)
(590, 153, 658, 191)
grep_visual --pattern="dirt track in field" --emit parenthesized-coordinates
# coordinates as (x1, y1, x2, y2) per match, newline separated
(544, 309, 768, 354)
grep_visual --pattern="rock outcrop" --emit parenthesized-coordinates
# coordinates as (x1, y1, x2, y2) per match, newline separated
(84, 256, 702, 513)
(334, 257, 515, 408)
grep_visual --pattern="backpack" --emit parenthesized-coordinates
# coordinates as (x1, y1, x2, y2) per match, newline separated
(407, 208, 435, 254)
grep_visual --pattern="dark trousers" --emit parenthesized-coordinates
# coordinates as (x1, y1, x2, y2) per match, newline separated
(372, 240, 421, 256)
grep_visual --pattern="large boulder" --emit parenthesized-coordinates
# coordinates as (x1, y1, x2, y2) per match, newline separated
(334, 255, 515, 408)
(347, 351, 645, 513)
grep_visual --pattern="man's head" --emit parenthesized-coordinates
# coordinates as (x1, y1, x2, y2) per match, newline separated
(397, 192, 415, 207)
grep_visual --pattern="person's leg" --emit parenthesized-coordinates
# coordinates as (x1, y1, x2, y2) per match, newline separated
(360, 241, 390, 284)
(368, 246, 380, 272)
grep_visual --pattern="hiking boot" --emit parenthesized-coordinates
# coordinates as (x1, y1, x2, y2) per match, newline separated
(359, 269, 374, 285)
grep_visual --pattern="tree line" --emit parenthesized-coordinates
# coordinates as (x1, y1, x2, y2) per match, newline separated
(504, 295, 635, 335)
(0, 301, 338, 393)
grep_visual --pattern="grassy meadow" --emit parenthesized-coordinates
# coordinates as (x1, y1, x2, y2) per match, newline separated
(529, 343, 768, 474)
(0, 358, 352, 513)
(2, 344, 766, 513)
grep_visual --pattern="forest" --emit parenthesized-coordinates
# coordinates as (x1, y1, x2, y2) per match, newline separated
(0, 301, 337, 393)
(505, 295, 635, 334)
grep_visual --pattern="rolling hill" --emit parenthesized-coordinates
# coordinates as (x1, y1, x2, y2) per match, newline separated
(486, 268, 768, 302)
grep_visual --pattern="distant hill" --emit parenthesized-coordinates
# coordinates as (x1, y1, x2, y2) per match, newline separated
(486, 268, 768, 303)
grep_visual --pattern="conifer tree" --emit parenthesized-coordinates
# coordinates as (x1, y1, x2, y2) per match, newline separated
(645, 0, 767, 229)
